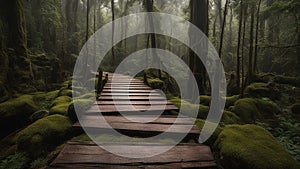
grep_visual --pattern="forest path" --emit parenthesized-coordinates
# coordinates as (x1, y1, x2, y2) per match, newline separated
(48, 73, 217, 169)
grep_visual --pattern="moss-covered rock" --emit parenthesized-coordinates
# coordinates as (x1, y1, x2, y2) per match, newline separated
(232, 98, 281, 123)
(245, 82, 280, 100)
(274, 75, 300, 87)
(147, 78, 164, 89)
(44, 90, 59, 101)
(58, 89, 72, 97)
(16, 115, 72, 158)
(29, 110, 49, 122)
(169, 97, 209, 118)
(195, 119, 222, 145)
(49, 103, 71, 116)
(200, 95, 211, 106)
(221, 110, 241, 125)
(214, 124, 299, 169)
(200, 95, 239, 108)
(51, 96, 72, 107)
(0, 95, 38, 137)
(67, 99, 94, 122)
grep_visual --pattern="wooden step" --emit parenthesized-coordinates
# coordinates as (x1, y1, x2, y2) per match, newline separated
(87, 104, 178, 113)
(95, 100, 174, 105)
(48, 141, 217, 169)
(100, 93, 161, 96)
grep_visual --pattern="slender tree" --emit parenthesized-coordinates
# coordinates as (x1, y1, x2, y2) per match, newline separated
(253, 0, 262, 73)
(248, 2, 255, 84)
(218, 0, 229, 58)
(236, 0, 243, 92)
(110, 0, 115, 67)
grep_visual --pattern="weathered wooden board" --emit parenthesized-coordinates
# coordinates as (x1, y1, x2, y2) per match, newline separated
(100, 93, 161, 96)
(102, 89, 155, 93)
(95, 100, 174, 105)
(49, 141, 216, 169)
(87, 104, 178, 113)
(98, 96, 167, 101)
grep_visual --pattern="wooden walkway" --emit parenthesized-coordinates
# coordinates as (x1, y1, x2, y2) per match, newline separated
(49, 73, 217, 169)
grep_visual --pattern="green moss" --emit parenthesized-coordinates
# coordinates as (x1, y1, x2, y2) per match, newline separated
(200, 95, 239, 108)
(67, 99, 94, 122)
(49, 103, 71, 116)
(200, 95, 211, 106)
(195, 119, 222, 145)
(169, 97, 209, 118)
(45, 90, 59, 101)
(76, 92, 95, 100)
(232, 98, 280, 123)
(214, 124, 299, 169)
(221, 110, 241, 125)
(16, 115, 72, 158)
(29, 109, 49, 122)
(51, 96, 72, 107)
(245, 82, 280, 100)
(147, 78, 164, 89)
(58, 89, 72, 97)
(0, 95, 38, 137)
(274, 75, 300, 87)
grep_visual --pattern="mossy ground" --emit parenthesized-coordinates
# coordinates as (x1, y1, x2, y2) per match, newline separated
(215, 124, 299, 169)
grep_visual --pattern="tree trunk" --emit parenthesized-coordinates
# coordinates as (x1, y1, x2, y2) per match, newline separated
(218, 0, 229, 58)
(111, 0, 115, 67)
(241, 4, 248, 97)
(236, 0, 243, 93)
(86, 0, 90, 42)
(248, 3, 255, 84)
(254, 0, 262, 73)
(189, 0, 208, 96)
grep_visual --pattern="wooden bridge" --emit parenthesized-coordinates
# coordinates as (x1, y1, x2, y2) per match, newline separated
(48, 73, 217, 169)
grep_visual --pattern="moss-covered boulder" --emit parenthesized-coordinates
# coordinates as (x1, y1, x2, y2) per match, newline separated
(195, 119, 222, 145)
(0, 95, 38, 137)
(51, 96, 72, 107)
(67, 99, 94, 122)
(200, 95, 211, 106)
(169, 97, 209, 118)
(45, 90, 59, 101)
(214, 124, 299, 169)
(232, 98, 281, 123)
(245, 82, 280, 100)
(58, 89, 72, 97)
(221, 111, 241, 125)
(16, 115, 72, 158)
(29, 109, 49, 122)
(147, 78, 164, 89)
(49, 103, 71, 116)
(200, 95, 239, 108)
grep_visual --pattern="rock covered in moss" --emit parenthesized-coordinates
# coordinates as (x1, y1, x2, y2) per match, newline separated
(16, 115, 72, 158)
(51, 96, 72, 107)
(245, 82, 280, 100)
(221, 111, 241, 125)
(195, 119, 222, 145)
(214, 124, 299, 169)
(67, 99, 94, 122)
(200, 95, 239, 108)
(232, 98, 280, 123)
(58, 89, 73, 97)
(29, 109, 49, 122)
(147, 78, 164, 89)
(0, 95, 38, 137)
(49, 96, 73, 116)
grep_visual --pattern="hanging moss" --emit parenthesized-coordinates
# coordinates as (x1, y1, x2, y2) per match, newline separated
(16, 115, 72, 158)
(214, 124, 299, 169)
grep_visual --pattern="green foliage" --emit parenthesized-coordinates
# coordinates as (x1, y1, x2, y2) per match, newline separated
(232, 98, 281, 123)
(215, 124, 299, 169)
(0, 152, 29, 169)
(16, 115, 72, 158)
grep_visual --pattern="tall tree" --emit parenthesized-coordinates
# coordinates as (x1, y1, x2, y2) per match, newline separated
(111, 0, 115, 67)
(236, 0, 243, 92)
(248, 2, 255, 84)
(253, 0, 262, 73)
(189, 0, 208, 95)
(218, 0, 229, 58)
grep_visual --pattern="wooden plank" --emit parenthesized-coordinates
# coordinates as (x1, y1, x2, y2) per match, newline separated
(103, 86, 152, 90)
(76, 115, 193, 125)
(98, 96, 166, 101)
(102, 89, 154, 93)
(87, 104, 178, 113)
(50, 141, 215, 167)
(95, 100, 174, 105)
(100, 93, 161, 96)
(73, 120, 199, 135)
